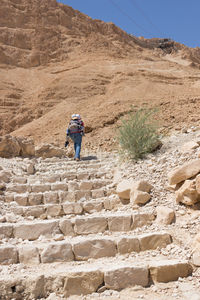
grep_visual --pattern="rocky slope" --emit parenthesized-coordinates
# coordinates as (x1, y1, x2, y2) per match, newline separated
(1, 0, 200, 151)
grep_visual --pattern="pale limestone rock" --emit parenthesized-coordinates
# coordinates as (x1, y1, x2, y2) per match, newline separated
(62, 203, 83, 215)
(18, 245, 40, 264)
(14, 193, 28, 206)
(108, 215, 132, 232)
(24, 275, 45, 299)
(79, 181, 93, 190)
(28, 193, 43, 206)
(156, 206, 175, 225)
(83, 201, 103, 213)
(132, 180, 153, 193)
(192, 251, 200, 266)
(116, 179, 133, 200)
(42, 175, 61, 183)
(117, 237, 140, 254)
(132, 213, 155, 229)
(51, 183, 68, 191)
(104, 266, 149, 290)
(59, 191, 76, 203)
(14, 220, 60, 240)
(46, 204, 63, 217)
(0, 245, 18, 264)
(17, 137, 35, 157)
(59, 219, 74, 236)
(41, 242, 74, 263)
(5, 212, 17, 223)
(7, 184, 30, 193)
(74, 217, 107, 235)
(0, 171, 12, 183)
(196, 174, 200, 194)
(35, 144, 65, 158)
(76, 190, 91, 201)
(0, 135, 21, 158)
(77, 173, 89, 180)
(175, 179, 200, 205)
(31, 184, 51, 193)
(0, 224, 13, 239)
(168, 159, 200, 185)
(43, 191, 59, 204)
(4, 193, 14, 203)
(64, 271, 104, 297)
(23, 206, 45, 218)
(27, 163, 35, 175)
(139, 232, 172, 251)
(130, 190, 151, 205)
(91, 189, 105, 198)
(180, 141, 199, 153)
(68, 182, 79, 192)
(12, 176, 27, 184)
(73, 239, 116, 260)
(149, 260, 192, 283)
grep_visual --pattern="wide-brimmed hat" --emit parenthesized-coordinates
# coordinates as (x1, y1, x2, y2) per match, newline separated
(71, 114, 81, 120)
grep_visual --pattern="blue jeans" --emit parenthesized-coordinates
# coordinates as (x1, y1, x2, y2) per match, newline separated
(70, 133, 82, 159)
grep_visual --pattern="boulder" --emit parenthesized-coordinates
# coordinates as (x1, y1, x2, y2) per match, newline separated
(175, 180, 200, 205)
(18, 245, 40, 264)
(132, 180, 153, 193)
(196, 175, 200, 194)
(156, 206, 175, 225)
(130, 190, 151, 205)
(35, 144, 65, 158)
(0, 135, 35, 158)
(168, 159, 200, 185)
(116, 179, 133, 200)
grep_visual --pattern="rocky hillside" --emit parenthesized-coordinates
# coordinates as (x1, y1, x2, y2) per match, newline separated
(1, 0, 200, 151)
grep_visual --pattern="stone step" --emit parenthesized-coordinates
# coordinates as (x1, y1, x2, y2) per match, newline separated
(0, 211, 155, 240)
(0, 232, 172, 265)
(9, 199, 106, 218)
(0, 258, 192, 299)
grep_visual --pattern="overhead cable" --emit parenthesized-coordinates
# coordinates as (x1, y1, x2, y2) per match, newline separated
(108, 0, 155, 37)
(128, 0, 165, 37)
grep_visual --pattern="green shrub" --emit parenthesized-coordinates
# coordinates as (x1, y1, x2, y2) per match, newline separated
(117, 108, 160, 160)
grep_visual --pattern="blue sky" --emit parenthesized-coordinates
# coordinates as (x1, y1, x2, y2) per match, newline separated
(58, 0, 200, 48)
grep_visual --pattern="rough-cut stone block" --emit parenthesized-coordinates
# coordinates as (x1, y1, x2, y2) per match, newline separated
(132, 213, 155, 229)
(117, 237, 140, 254)
(132, 180, 153, 193)
(149, 260, 192, 283)
(68, 182, 79, 192)
(79, 181, 93, 190)
(41, 242, 74, 263)
(43, 192, 59, 204)
(14, 193, 28, 206)
(77, 173, 89, 180)
(62, 203, 83, 215)
(61, 173, 76, 181)
(31, 184, 51, 193)
(91, 189, 105, 199)
(28, 193, 43, 206)
(156, 206, 175, 225)
(46, 205, 63, 217)
(130, 190, 151, 205)
(59, 191, 76, 203)
(192, 251, 200, 266)
(73, 239, 116, 260)
(59, 219, 74, 236)
(18, 245, 40, 264)
(139, 232, 172, 251)
(104, 266, 149, 290)
(23, 206, 45, 218)
(108, 215, 132, 232)
(175, 179, 200, 205)
(7, 184, 30, 193)
(74, 217, 107, 235)
(43, 175, 61, 183)
(168, 159, 200, 185)
(0, 224, 13, 239)
(12, 177, 27, 184)
(83, 201, 103, 213)
(4, 193, 14, 203)
(64, 271, 104, 297)
(0, 246, 18, 264)
(51, 183, 68, 191)
(14, 220, 60, 240)
(76, 190, 91, 201)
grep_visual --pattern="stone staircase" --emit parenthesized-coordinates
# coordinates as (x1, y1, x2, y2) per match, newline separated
(0, 154, 193, 299)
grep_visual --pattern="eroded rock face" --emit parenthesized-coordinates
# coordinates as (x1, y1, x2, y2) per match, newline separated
(0, 135, 35, 158)
(35, 144, 65, 158)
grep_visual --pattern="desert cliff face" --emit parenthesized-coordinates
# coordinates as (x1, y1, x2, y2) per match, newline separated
(0, 0, 200, 150)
